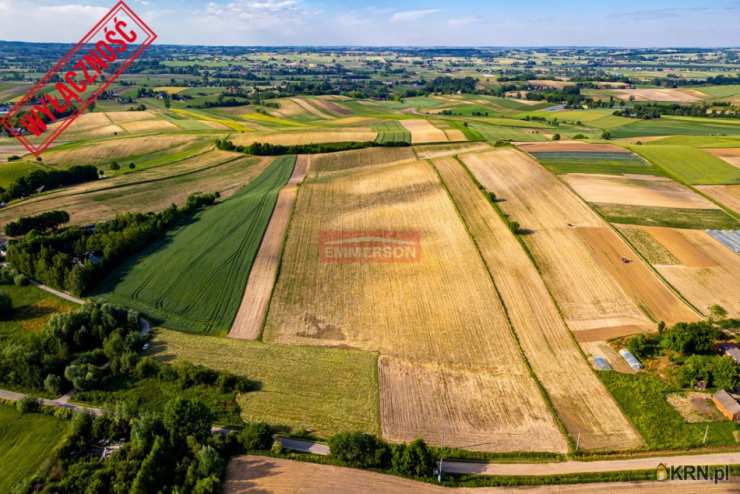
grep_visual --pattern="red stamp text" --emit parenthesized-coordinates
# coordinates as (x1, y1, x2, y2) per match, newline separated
(320, 230, 422, 263)
(1, 1, 157, 155)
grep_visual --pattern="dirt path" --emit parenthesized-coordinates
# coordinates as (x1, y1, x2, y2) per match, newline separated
(30, 280, 85, 305)
(0, 388, 103, 416)
(229, 155, 311, 340)
(224, 455, 739, 493)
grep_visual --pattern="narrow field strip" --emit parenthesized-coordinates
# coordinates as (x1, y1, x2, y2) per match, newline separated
(99, 155, 297, 334)
(433, 156, 642, 451)
(230, 155, 311, 339)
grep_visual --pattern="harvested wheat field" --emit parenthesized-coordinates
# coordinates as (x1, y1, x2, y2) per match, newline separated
(563, 174, 719, 209)
(637, 226, 740, 317)
(264, 157, 565, 452)
(0, 150, 265, 227)
(708, 148, 740, 169)
(42, 134, 203, 166)
(400, 119, 449, 143)
(518, 142, 631, 154)
(231, 129, 376, 147)
(697, 185, 740, 213)
(309, 146, 415, 172)
(414, 142, 491, 160)
(290, 97, 334, 119)
(118, 119, 179, 133)
(230, 156, 311, 340)
(613, 88, 705, 103)
(310, 96, 351, 116)
(433, 156, 642, 451)
(224, 456, 738, 494)
(271, 98, 310, 118)
(461, 148, 698, 339)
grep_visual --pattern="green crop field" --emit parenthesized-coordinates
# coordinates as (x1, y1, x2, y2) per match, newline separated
(530, 151, 661, 175)
(0, 405, 69, 493)
(373, 121, 411, 145)
(695, 84, 740, 100)
(153, 328, 380, 437)
(471, 122, 548, 142)
(631, 145, 740, 185)
(99, 155, 296, 334)
(594, 204, 739, 230)
(0, 160, 46, 188)
(521, 109, 632, 129)
(611, 118, 740, 138)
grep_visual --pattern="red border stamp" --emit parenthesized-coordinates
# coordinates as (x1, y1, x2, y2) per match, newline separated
(1, 1, 157, 156)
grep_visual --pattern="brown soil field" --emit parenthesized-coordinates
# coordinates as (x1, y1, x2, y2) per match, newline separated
(224, 456, 738, 494)
(708, 148, 740, 169)
(264, 157, 565, 452)
(517, 142, 631, 153)
(698, 185, 740, 213)
(310, 96, 351, 116)
(400, 119, 450, 143)
(42, 134, 203, 166)
(641, 227, 740, 317)
(617, 225, 680, 265)
(667, 392, 725, 423)
(613, 88, 705, 103)
(563, 173, 718, 209)
(461, 148, 698, 337)
(433, 156, 642, 451)
(414, 142, 492, 160)
(290, 97, 334, 119)
(0, 150, 265, 227)
(271, 98, 308, 118)
(231, 129, 377, 147)
(230, 156, 311, 340)
(444, 129, 467, 141)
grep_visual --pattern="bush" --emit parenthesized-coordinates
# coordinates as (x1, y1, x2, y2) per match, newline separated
(661, 321, 719, 355)
(329, 432, 389, 469)
(17, 396, 41, 414)
(270, 439, 284, 455)
(110, 162, 120, 171)
(0, 292, 13, 320)
(13, 274, 28, 286)
(134, 357, 160, 379)
(239, 422, 273, 450)
(5, 210, 70, 236)
(44, 374, 63, 395)
(391, 439, 435, 477)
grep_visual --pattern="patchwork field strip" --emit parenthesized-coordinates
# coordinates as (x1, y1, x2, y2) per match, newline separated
(517, 142, 631, 154)
(562, 174, 718, 209)
(400, 119, 450, 144)
(636, 227, 740, 317)
(613, 88, 705, 103)
(697, 185, 740, 214)
(101, 155, 297, 334)
(264, 155, 566, 452)
(433, 156, 642, 451)
(230, 155, 311, 340)
(708, 148, 740, 169)
(231, 129, 377, 147)
(290, 97, 334, 119)
(461, 148, 699, 340)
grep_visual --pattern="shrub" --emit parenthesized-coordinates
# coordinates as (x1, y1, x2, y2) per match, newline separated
(44, 374, 63, 395)
(239, 422, 273, 450)
(0, 292, 13, 320)
(661, 321, 719, 355)
(17, 396, 41, 414)
(391, 439, 435, 477)
(134, 357, 160, 379)
(270, 439, 284, 455)
(110, 162, 120, 171)
(329, 432, 389, 469)
(13, 274, 28, 286)
(552, 133, 561, 141)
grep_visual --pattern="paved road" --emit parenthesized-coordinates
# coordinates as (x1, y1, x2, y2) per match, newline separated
(278, 436, 331, 455)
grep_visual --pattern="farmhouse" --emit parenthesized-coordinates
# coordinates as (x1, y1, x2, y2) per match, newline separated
(712, 390, 740, 422)
(718, 344, 740, 365)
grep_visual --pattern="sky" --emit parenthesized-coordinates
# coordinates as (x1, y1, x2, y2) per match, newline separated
(0, 0, 739, 47)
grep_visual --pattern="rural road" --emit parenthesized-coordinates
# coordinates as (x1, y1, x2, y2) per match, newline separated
(31, 279, 86, 305)
(271, 437, 740, 476)
(0, 388, 103, 416)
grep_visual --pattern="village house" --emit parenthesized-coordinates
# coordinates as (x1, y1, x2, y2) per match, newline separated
(712, 390, 740, 422)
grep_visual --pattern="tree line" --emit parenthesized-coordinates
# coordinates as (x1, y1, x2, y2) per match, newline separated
(0, 165, 99, 204)
(216, 138, 408, 156)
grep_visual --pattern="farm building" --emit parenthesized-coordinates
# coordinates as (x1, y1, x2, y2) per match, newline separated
(718, 344, 740, 365)
(712, 390, 740, 422)
(619, 348, 643, 371)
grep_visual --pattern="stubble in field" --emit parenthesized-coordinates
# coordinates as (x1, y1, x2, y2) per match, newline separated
(400, 119, 450, 143)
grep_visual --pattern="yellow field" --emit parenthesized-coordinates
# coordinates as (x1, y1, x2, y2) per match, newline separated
(461, 148, 698, 340)
(400, 119, 450, 144)
(414, 142, 492, 160)
(433, 157, 642, 451)
(154, 86, 187, 95)
(563, 174, 718, 210)
(0, 150, 265, 227)
(42, 134, 203, 166)
(231, 129, 377, 146)
(264, 154, 566, 452)
(310, 146, 415, 172)
(636, 227, 740, 317)
(697, 185, 740, 214)
(613, 88, 705, 103)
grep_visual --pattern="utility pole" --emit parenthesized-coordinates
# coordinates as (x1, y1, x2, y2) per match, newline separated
(575, 432, 581, 452)
(437, 431, 444, 483)
(703, 425, 709, 444)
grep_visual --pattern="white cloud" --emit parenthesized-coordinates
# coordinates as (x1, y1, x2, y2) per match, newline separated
(447, 16, 477, 27)
(390, 9, 440, 23)
(38, 3, 107, 16)
(206, 0, 302, 21)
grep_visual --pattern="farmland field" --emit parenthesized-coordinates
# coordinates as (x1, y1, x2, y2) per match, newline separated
(593, 204, 739, 230)
(373, 121, 411, 145)
(264, 154, 566, 452)
(631, 145, 740, 185)
(0, 405, 69, 493)
(99, 155, 296, 334)
(433, 156, 642, 451)
(399, 119, 450, 143)
(231, 129, 377, 146)
(0, 285, 76, 339)
(528, 152, 661, 176)
(461, 148, 698, 340)
(697, 185, 740, 214)
(611, 119, 740, 139)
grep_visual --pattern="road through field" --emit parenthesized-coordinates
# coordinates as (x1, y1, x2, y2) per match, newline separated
(230, 155, 311, 339)
(433, 157, 642, 451)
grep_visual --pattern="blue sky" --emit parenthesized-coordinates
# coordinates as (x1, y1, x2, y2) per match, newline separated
(0, 0, 738, 46)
